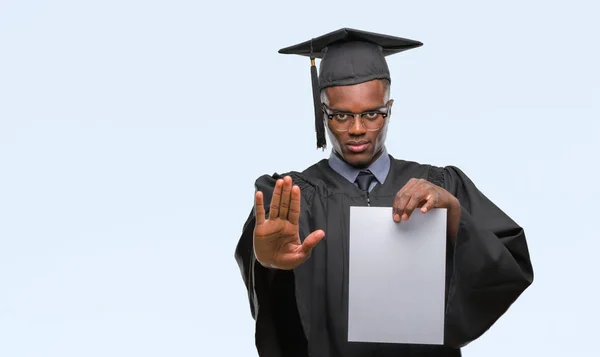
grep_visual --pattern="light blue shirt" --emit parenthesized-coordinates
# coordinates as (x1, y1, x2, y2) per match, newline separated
(328, 147, 391, 192)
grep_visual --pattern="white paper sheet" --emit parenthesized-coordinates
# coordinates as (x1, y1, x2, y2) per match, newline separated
(348, 206, 447, 345)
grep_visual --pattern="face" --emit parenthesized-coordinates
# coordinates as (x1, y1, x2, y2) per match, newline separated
(324, 79, 393, 168)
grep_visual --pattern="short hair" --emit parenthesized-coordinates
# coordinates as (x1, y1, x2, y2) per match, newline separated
(320, 79, 391, 106)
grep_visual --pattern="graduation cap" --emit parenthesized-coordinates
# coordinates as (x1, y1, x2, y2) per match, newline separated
(278, 28, 423, 149)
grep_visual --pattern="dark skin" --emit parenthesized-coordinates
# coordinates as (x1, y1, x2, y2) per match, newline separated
(254, 80, 461, 270)
(325, 79, 390, 168)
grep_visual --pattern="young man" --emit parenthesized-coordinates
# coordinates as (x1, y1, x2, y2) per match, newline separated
(234, 28, 534, 357)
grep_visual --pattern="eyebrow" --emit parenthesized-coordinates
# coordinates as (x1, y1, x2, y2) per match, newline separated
(326, 104, 386, 113)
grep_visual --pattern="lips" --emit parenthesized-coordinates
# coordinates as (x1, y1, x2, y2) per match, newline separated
(346, 141, 369, 153)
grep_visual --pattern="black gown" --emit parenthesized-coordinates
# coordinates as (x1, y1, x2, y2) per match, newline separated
(234, 155, 534, 357)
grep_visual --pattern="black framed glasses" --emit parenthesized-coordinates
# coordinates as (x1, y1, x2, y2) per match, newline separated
(322, 100, 393, 132)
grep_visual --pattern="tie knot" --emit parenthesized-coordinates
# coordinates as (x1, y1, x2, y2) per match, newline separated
(355, 170, 376, 192)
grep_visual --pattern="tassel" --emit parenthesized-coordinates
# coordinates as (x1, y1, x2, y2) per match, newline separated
(311, 57, 326, 150)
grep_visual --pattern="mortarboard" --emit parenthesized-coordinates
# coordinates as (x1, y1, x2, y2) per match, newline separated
(278, 28, 423, 149)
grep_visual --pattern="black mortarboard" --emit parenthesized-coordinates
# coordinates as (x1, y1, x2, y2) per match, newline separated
(278, 28, 423, 149)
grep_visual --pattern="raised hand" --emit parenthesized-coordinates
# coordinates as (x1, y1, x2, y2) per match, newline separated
(253, 176, 325, 270)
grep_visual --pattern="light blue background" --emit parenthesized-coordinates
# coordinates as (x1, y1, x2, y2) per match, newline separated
(1, 0, 598, 355)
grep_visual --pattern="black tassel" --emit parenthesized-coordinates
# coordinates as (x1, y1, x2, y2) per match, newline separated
(310, 57, 326, 150)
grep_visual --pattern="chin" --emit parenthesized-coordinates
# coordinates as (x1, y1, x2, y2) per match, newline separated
(343, 151, 375, 168)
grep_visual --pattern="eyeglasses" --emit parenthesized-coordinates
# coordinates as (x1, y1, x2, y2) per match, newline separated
(321, 100, 393, 132)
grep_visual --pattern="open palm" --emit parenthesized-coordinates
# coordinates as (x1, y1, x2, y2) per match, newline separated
(253, 176, 325, 270)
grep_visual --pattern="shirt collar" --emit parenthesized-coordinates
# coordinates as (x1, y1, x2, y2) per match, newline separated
(328, 146, 390, 185)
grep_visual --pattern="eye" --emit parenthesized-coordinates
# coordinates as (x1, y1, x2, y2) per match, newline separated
(334, 113, 350, 121)
(363, 112, 380, 120)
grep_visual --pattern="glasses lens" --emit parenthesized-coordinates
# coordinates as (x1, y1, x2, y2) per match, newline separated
(329, 114, 352, 130)
(362, 113, 384, 130)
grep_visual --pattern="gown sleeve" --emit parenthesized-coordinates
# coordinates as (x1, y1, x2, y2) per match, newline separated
(234, 172, 311, 357)
(440, 165, 534, 348)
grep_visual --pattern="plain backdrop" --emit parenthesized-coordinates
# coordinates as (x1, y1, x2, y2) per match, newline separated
(1, 0, 599, 356)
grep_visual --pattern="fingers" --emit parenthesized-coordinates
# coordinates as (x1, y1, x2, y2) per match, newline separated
(255, 191, 266, 224)
(278, 176, 293, 220)
(393, 193, 410, 222)
(403, 189, 428, 220)
(301, 230, 325, 256)
(393, 178, 445, 222)
(393, 178, 420, 222)
(420, 193, 438, 213)
(268, 179, 283, 219)
(288, 185, 301, 225)
(268, 176, 297, 222)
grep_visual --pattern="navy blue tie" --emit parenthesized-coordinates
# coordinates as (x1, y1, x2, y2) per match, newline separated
(355, 170, 376, 192)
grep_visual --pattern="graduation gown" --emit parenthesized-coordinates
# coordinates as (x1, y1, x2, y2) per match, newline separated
(234, 155, 534, 357)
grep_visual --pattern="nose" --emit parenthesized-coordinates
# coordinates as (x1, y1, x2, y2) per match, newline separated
(348, 115, 366, 135)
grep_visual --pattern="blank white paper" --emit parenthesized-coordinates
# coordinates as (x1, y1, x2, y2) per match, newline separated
(348, 206, 447, 345)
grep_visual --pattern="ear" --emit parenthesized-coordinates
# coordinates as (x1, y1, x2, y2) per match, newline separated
(388, 99, 395, 118)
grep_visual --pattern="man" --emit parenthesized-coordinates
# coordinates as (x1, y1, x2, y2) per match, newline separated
(234, 28, 534, 357)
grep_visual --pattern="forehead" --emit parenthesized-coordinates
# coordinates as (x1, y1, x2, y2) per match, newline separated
(325, 80, 387, 111)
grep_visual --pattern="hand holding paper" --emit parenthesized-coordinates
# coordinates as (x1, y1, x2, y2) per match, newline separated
(391, 178, 461, 241)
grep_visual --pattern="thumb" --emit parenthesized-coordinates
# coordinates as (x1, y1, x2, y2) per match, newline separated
(301, 229, 325, 255)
